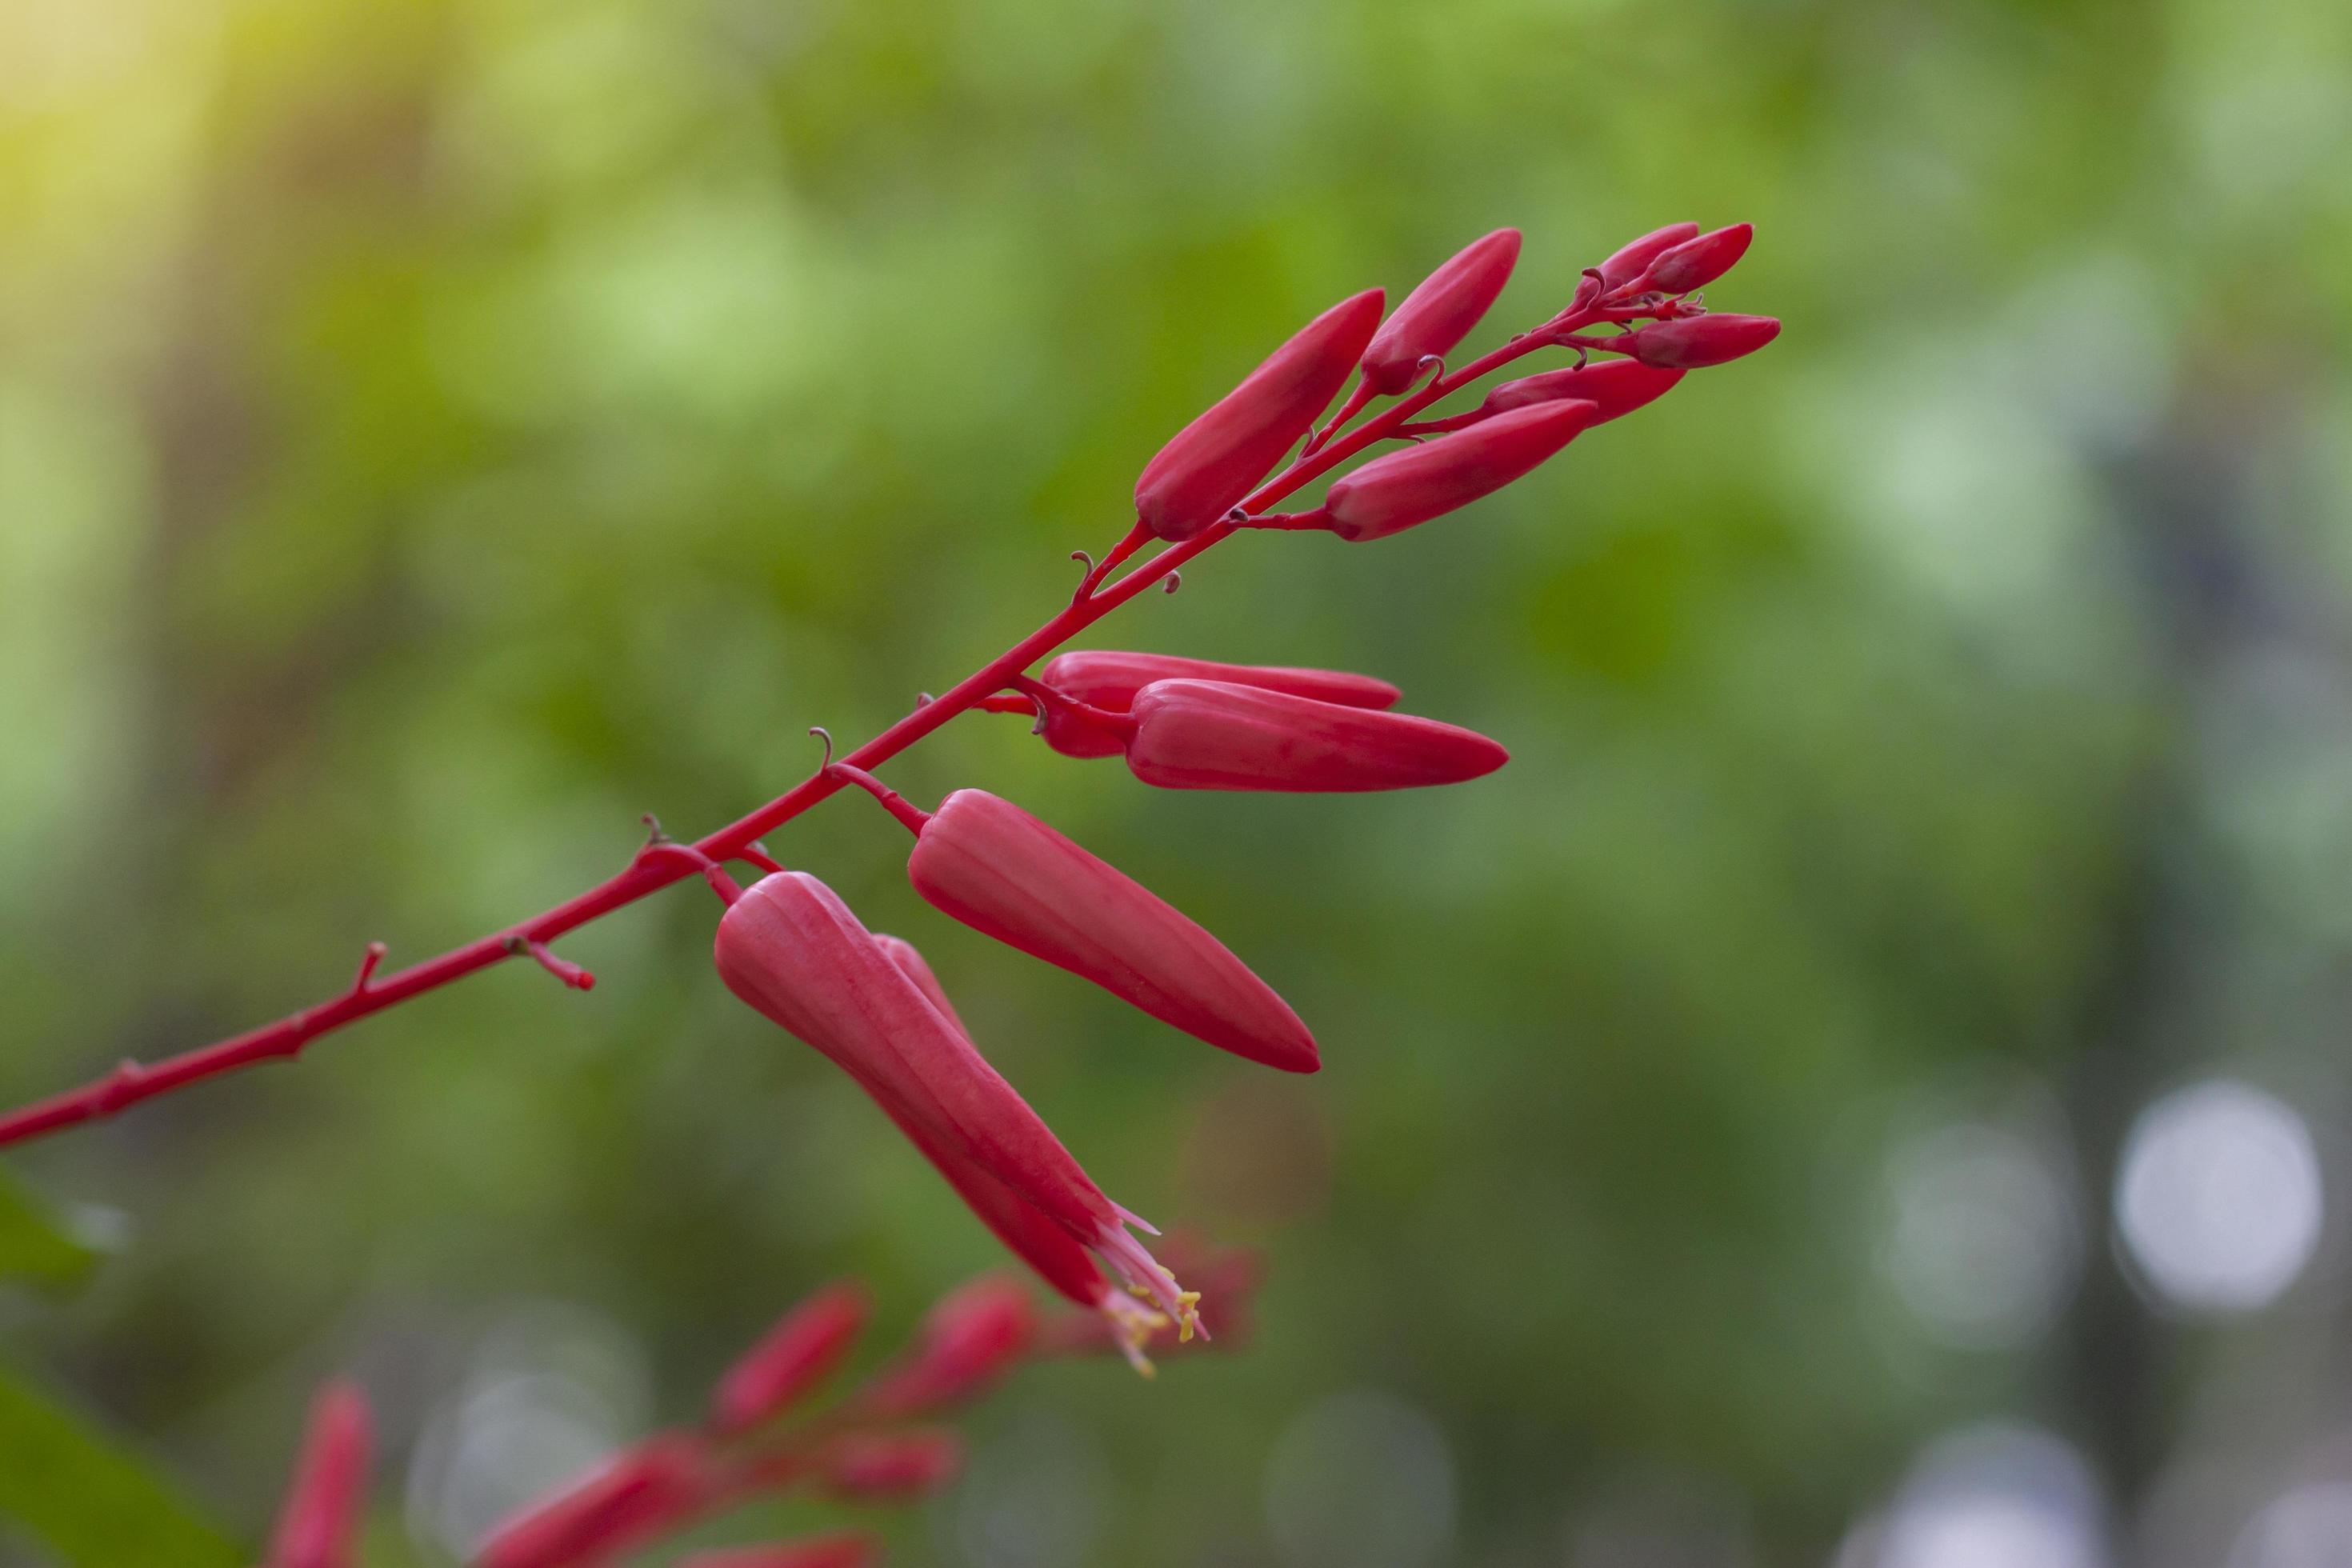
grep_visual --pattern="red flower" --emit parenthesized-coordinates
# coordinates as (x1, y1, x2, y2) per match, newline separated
(676, 1533, 881, 1568)
(1647, 222, 1753, 294)
(477, 1434, 715, 1568)
(1358, 228, 1522, 394)
(1598, 222, 1698, 290)
(853, 1275, 1037, 1419)
(714, 870, 1201, 1330)
(814, 1429, 965, 1503)
(264, 1380, 371, 1568)
(1121, 679, 1508, 792)
(710, 1280, 870, 1436)
(1618, 313, 1782, 369)
(1312, 399, 1601, 542)
(1135, 289, 1386, 540)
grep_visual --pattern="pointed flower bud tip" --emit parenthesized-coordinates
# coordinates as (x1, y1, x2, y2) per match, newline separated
(1647, 222, 1753, 294)
(1359, 228, 1522, 394)
(1122, 679, 1508, 793)
(1622, 313, 1781, 370)
(1598, 222, 1699, 290)
(902, 789, 1318, 1072)
(859, 1275, 1037, 1418)
(710, 1280, 870, 1435)
(1135, 288, 1385, 541)
(266, 1379, 372, 1568)
(1316, 399, 1599, 542)
(477, 1436, 714, 1568)
(1482, 359, 1683, 423)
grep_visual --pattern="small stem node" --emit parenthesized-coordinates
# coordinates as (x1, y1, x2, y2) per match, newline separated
(506, 936, 596, 991)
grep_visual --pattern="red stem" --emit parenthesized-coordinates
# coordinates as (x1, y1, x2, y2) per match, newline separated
(0, 298, 1610, 1148)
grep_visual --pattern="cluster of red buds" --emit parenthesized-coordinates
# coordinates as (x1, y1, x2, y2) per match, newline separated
(255, 1254, 1255, 1568)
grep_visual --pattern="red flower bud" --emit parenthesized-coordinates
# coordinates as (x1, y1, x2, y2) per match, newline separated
(478, 1434, 714, 1568)
(1314, 400, 1600, 542)
(1646, 222, 1752, 294)
(1481, 359, 1684, 423)
(1618, 313, 1780, 369)
(678, 1534, 881, 1568)
(1358, 228, 1522, 394)
(855, 1274, 1036, 1418)
(265, 1380, 370, 1568)
(1598, 222, 1698, 290)
(1039, 650, 1401, 715)
(710, 1281, 870, 1436)
(1122, 679, 1508, 792)
(1134, 288, 1386, 540)
(714, 871, 1198, 1327)
(895, 789, 1317, 1074)
(815, 1429, 964, 1502)
(874, 934, 1113, 1311)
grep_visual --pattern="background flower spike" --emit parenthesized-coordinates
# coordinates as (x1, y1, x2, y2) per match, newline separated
(1134, 287, 1385, 541)
(710, 1280, 870, 1436)
(1358, 227, 1522, 395)
(1120, 678, 1510, 792)
(898, 788, 1320, 1073)
(264, 1378, 371, 1568)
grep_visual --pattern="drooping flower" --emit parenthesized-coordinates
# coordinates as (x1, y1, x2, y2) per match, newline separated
(1358, 228, 1522, 394)
(828, 771, 1316, 1073)
(714, 870, 1200, 1328)
(1119, 679, 1509, 792)
(264, 1379, 371, 1568)
(710, 1281, 870, 1437)
(1135, 289, 1386, 540)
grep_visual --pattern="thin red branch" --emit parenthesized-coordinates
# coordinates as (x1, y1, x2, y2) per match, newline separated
(0, 303, 1602, 1148)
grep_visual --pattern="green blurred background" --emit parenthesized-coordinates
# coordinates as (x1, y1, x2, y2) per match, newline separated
(4, 0, 2351, 1563)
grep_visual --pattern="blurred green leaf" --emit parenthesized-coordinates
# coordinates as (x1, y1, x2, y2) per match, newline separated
(0, 1170, 97, 1290)
(0, 1366, 244, 1568)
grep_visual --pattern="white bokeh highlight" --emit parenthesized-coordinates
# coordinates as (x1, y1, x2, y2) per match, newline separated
(1265, 1390, 1455, 1568)
(1882, 1119, 2081, 1350)
(2114, 1080, 2322, 1314)
(2230, 1482, 2352, 1568)
(1872, 1425, 2106, 1568)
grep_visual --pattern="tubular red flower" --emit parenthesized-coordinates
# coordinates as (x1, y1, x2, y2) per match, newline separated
(714, 871, 1198, 1327)
(1134, 288, 1386, 541)
(1481, 359, 1684, 422)
(888, 788, 1317, 1073)
(814, 1429, 964, 1503)
(1618, 313, 1781, 369)
(873, 934, 1114, 1311)
(265, 1379, 371, 1568)
(1358, 228, 1522, 394)
(1598, 222, 1698, 290)
(1647, 222, 1753, 294)
(1122, 679, 1508, 792)
(854, 1275, 1037, 1419)
(709, 1281, 870, 1437)
(477, 1434, 714, 1568)
(1040, 650, 1401, 714)
(677, 1534, 881, 1568)
(1312, 399, 1600, 542)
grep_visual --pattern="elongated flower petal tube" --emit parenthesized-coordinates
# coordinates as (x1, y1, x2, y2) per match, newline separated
(710, 1281, 870, 1436)
(1311, 399, 1600, 542)
(1598, 222, 1698, 290)
(1122, 679, 1508, 792)
(1358, 228, 1522, 394)
(478, 1435, 715, 1568)
(266, 1380, 371, 1568)
(714, 871, 1198, 1325)
(1482, 359, 1684, 422)
(1040, 650, 1402, 714)
(854, 1275, 1036, 1419)
(874, 934, 1114, 1310)
(678, 1534, 881, 1568)
(1648, 222, 1753, 294)
(1028, 650, 1402, 758)
(895, 789, 1318, 1073)
(1134, 288, 1386, 541)
(1618, 313, 1781, 369)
